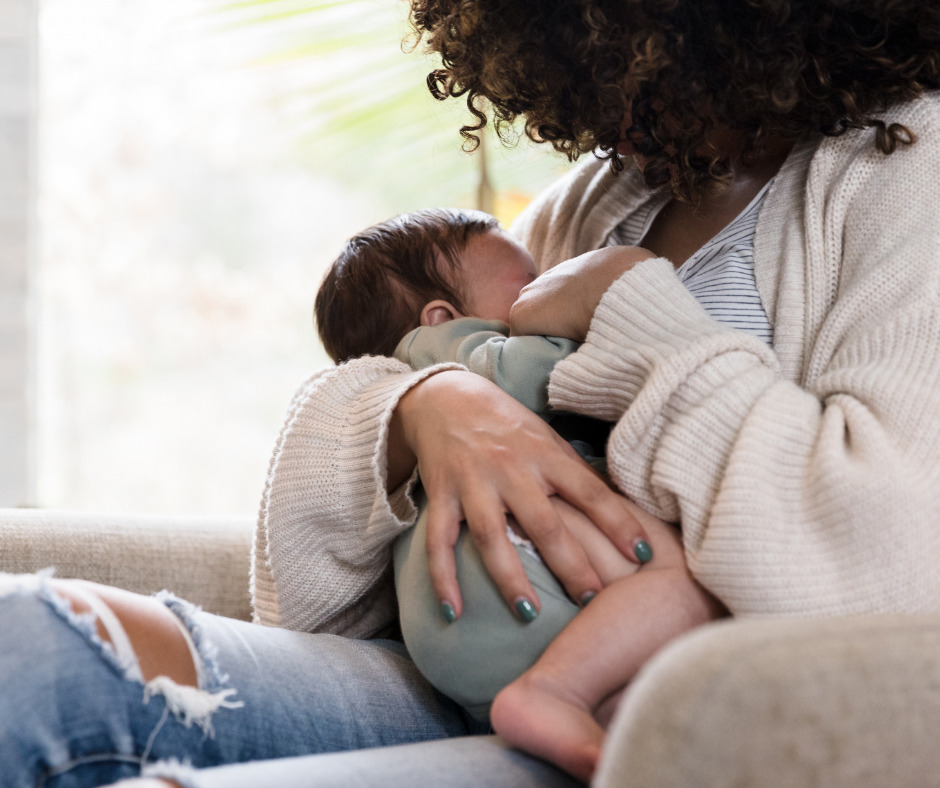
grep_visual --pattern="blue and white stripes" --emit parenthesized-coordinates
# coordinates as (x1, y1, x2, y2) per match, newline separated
(607, 182, 775, 345)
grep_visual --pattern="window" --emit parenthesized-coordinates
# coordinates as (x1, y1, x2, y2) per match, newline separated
(6, 0, 574, 516)
(0, 0, 37, 508)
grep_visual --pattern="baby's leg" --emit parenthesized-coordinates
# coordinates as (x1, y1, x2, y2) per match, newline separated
(490, 518, 724, 782)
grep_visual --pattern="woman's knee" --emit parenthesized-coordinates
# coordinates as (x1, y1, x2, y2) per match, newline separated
(51, 579, 199, 687)
(0, 572, 203, 691)
(0, 573, 244, 785)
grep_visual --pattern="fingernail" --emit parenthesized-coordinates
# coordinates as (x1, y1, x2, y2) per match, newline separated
(634, 539, 653, 563)
(440, 602, 457, 624)
(514, 598, 538, 623)
(580, 591, 597, 607)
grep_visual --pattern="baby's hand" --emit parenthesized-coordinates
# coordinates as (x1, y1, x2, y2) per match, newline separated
(509, 246, 656, 341)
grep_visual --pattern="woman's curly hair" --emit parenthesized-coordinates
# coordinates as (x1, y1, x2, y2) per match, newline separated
(408, 0, 940, 201)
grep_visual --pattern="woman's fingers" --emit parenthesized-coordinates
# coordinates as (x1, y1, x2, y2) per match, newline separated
(508, 453, 652, 604)
(463, 490, 543, 622)
(550, 465, 654, 565)
(504, 480, 603, 608)
(400, 370, 653, 622)
(425, 479, 545, 623)
(548, 496, 641, 586)
(424, 493, 466, 621)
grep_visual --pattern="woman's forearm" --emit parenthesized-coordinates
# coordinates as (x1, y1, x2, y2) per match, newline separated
(552, 250, 940, 617)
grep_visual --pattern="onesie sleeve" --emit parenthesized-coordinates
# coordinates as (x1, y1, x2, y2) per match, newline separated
(395, 318, 580, 414)
(251, 354, 464, 638)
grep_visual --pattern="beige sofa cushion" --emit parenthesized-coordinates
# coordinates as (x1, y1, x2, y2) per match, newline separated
(0, 508, 253, 621)
(596, 614, 940, 787)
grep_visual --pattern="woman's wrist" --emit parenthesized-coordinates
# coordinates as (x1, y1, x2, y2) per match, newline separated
(386, 401, 418, 493)
(386, 369, 469, 492)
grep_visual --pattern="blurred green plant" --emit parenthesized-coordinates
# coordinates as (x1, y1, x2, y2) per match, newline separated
(215, 0, 574, 222)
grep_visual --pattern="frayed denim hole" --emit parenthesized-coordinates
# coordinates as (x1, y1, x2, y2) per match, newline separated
(143, 593, 245, 742)
(155, 591, 227, 689)
(0, 568, 52, 596)
(9, 571, 140, 683)
(135, 596, 246, 750)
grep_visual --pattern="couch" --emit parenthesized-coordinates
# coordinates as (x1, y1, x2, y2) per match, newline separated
(3, 507, 939, 787)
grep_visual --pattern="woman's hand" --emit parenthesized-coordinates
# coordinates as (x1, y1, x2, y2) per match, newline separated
(390, 370, 655, 620)
(509, 246, 656, 341)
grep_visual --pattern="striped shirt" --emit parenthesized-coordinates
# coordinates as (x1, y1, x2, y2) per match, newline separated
(606, 180, 775, 345)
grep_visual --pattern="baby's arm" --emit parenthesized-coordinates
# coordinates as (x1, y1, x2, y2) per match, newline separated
(395, 318, 579, 413)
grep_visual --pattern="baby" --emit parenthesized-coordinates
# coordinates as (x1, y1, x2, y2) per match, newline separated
(314, 207, 721, 781)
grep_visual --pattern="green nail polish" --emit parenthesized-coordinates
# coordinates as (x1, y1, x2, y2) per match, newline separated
(634, 540, 653, 563)
(515, 598, 538, 623)
(440, 602, 457, 623)
(580, 591, 597, 607)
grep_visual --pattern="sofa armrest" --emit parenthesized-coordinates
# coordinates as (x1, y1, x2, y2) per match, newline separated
(0, 508, 254, 621)
(595, 614, 940, 787)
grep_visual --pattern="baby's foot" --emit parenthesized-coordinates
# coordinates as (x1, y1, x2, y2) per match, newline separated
(491, 670, 603, 782)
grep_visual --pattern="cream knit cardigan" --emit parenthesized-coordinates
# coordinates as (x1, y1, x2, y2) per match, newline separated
(253, 95, 940, 638)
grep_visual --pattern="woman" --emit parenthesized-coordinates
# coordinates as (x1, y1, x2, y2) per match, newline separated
(387, 0, 940, 619)
(3, 2, 940, 786)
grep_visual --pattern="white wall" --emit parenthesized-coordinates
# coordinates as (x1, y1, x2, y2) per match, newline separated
(0, 0, 37, 506)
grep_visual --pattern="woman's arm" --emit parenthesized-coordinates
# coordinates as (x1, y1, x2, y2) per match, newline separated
(254, 353, 653, 635)
(391, 370, 654, 619)
(547, 119, 940, 616)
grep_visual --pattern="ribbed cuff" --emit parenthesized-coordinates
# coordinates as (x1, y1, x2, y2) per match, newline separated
(254, 357, 465, 635)
(367, 360, 467, 533)
(288, 356, 467, 553)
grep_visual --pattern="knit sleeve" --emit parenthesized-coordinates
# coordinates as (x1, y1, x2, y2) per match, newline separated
(251, 355, 463, 638)
(549, 116, 940, 617)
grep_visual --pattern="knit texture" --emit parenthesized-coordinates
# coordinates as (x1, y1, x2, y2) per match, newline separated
(251, 356, 463, 637)
(253, 94, 940, 634)
(546, 96, 940, 616)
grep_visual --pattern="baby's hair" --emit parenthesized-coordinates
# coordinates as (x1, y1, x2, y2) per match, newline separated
(315, 207, 501, 363)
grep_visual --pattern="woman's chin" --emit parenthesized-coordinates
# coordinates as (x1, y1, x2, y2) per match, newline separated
(616, 140, 635, 157)
(616, 143, 648, 171)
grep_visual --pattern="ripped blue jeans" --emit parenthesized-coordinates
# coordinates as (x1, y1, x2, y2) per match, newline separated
(0, 572, 485, 788)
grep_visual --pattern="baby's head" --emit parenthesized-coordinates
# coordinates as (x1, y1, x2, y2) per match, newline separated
(315, 208, 537, 363)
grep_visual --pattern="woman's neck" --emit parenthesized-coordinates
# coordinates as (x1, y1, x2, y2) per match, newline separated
(638, 138, 793, 267)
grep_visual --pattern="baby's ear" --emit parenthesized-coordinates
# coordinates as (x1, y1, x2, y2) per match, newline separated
(420, 299, 464, 327)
